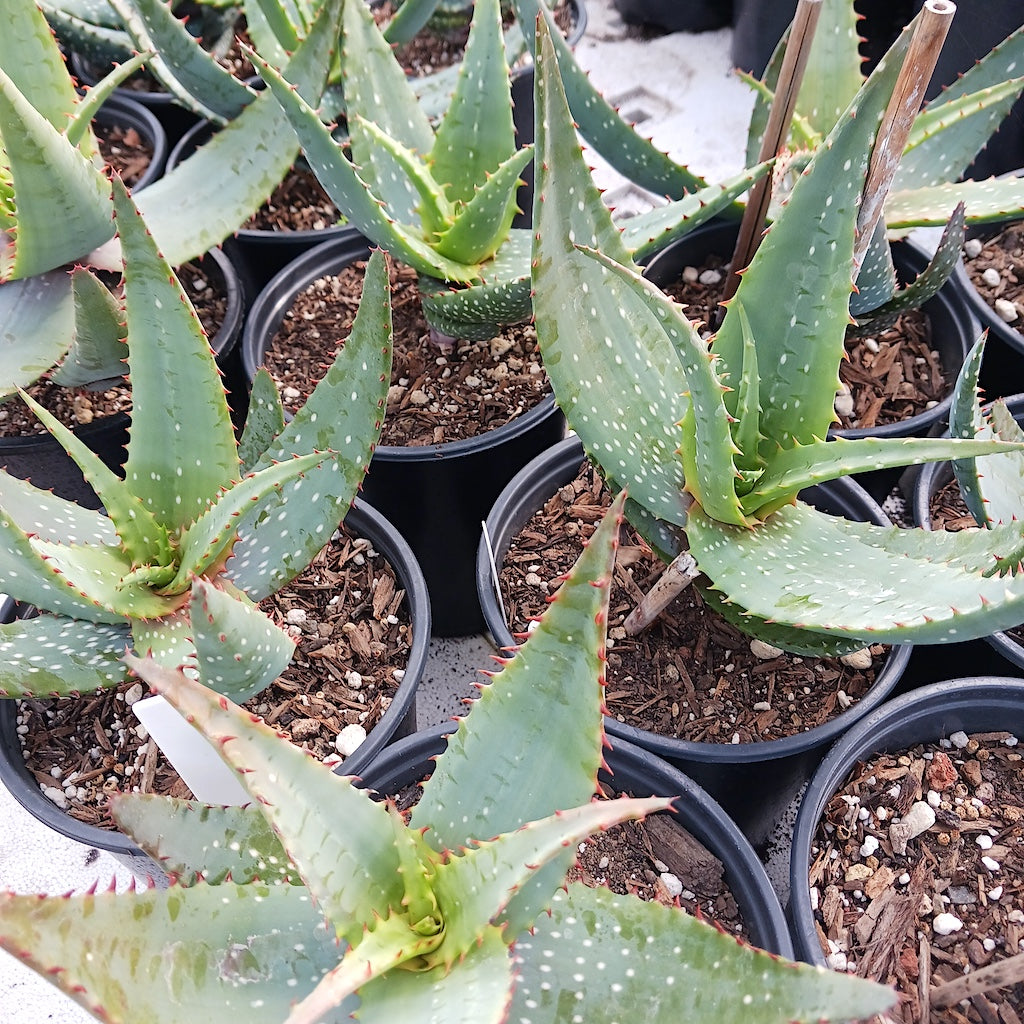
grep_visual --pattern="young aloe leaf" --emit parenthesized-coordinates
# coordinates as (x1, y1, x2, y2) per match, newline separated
(226, 250, 391, 601)
(511, 0, 708, 198)
(48, 267, 127, 388)
(238, 367, 287, 474)
(105, 0, 256, 125)
(0, 67, 112, 280)
(532, 18, 692, 528)
(900, 78, 1024, 190)
(884, 177, 1024, 231)
(714, 26, 910, 458)
(250, 49, 481, 283)
(380, 0, 443, 45)
(414, 493, 623, 937)
(625, 166, 773, 265)
(975, 400, 1024, 526)
(111, 795, 298, 885)
(730, 302, 763, 476)
(126, 653, 406, 948)
(741, 433, 1024, 519)
(65, 51, 154, 147)
(0, 883, 340, 1023)
(851, 205, 964, 334)
(114, 180, 240, 533)
(135, 0, 339, 267)
(17, 388, 173, 568)
(0, 614, 131, 697)
(243, 0, 303, 60)
(417, 230, 533, 340)
(432, 146, 533, 263)
(340, 0, 434, 223)
(950, 336, 992, 525)
(511, 883, 895, 1024)
(426, 796, 670, 972)
(0, 272, 75, 395)
(131, 606, 198, 676)
(686, 500, 1024, 646)
(429, 0, 515, 207)
(186, 578, 295, 701)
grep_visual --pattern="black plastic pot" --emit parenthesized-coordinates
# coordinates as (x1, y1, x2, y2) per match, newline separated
(358, 721, 794, 957)
(910, 393, 1024, 678)
(0, 245, 246, 508)
(612, 0, 730, 33)
(952, 219, 1024, 398)
(243, 234, 566, 637)
(477, 435, 913, 850)
(643, 220, 976, 502)
(789, 676, 1024, 961)
(95, 93, 170, 188)
(0, 496, 429, 859)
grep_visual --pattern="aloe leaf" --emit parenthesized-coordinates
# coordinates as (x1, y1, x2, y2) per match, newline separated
(131, 605, 197, 675)
(793, 0, 863, 138)
(186, 578, 295, 701)
(884, 177, 1024, 231)
(429, 796, 670, 970)
(48, 267, 127, 388)
(418, 229, 533, 340)
(38, 1, 134, 65)
(238, 368, 288, 474)
(975, 400, 1024, 527)
(114, 180, 240, 533)
(226, 250, 391, 601)
(625, 165, 773, 265)
(106, 0, 256, 125)
(714, 26, 911, 458)
(65, 51, 154, 148)
(0, 882, 340, 1023)
(852, 205, 964, 334)
(349, 113, 453, 239)
(0, 67, 113, 280)
(135, 0, 339, 267)
(532, 20, 692, 528)
(511, 0, 707, 198)
(126, 653, 406, 948)
(741, 433, 1024, 519)
(110, 794, 299, 885)
(244, 0, 301, 60)
(511, 883, 895, 1024)
(731, 302, 763, 475)
(899, 77, 1024, 190)
(415, 495, 623, 937)
(950, 336, 992, 525)
(340, 0, 434, 223)
(250, 50, 481, 282)
(2, 0, 83, 137)
(0, 613, 130, 696)
(350, 927, 513, 1024)
(18, 388, 173, 567)
(0, 272, 76, 395)
(32, 537, 186, 619)
(170, 450, 332, 592)
(687, 500, 1024, 646)
(381, 0, 443, 45)
(849, 221, 897, 316)
(0, 510, 127, 622)
(0, 468, 114, 544)
(433, 145, 533, 263)
(429, 0, 515, 206)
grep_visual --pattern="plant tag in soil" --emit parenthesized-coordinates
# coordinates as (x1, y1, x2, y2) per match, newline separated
(133, 695, 250, 805)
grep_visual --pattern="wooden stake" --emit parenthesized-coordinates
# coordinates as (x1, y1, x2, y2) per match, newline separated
(721, 0, 823, 305)
(930, 949, 1024, 1009)
(853, 0, 955, 272)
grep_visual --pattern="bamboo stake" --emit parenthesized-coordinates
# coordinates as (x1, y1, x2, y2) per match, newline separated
(721, 0, 822, 305)
(853, 0, 955, 272)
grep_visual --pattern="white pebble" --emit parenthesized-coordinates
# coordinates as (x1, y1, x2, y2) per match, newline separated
(682, 266, 699, 283)
(825, 951, 848, 971)
(976, 834, 993, 850)
(749, 638, 783, 660)
(1006, 735, 1019, 747)
(862, 337, 880, 353)
(49, 766, 62, 779)
(927, 790, 941, 807)
(964, 238, 983, 258)
(658, 872, 683, 899)
(995, 298, 1019, 323)
(753, 701, 772, 712)
(834, 390, 855, 420)
(43, 786, 68, 809)
(982, 856, 1001, 872)
(949, 731, 970, 749)
(898, 873, 910, 885)
(698, 268, 722, 286)
(860, 835, 879, 858)
(982, 267, 1002, 287)
(124, 682, 144, 706)
(933, 913, 963, 935)
(285, 608, 307, 625)
(890, 801, 935, 855)
(346, 670, 364, 690)
(335, 724, 367, 757)
(840, 648, 873, 670)
(984, 938, 998, 951)
(989, 886, 1004, 901)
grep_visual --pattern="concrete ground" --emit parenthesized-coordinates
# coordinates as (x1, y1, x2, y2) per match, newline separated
(0, 4, 753, 1019)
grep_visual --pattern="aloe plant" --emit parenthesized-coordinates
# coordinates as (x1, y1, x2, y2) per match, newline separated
(250, 0, 765, 342)
(0, 495, 894, 1024)
(0, 0, 340, 397)
(530, 10, 1024, 658)
(0, 173, 392, 702)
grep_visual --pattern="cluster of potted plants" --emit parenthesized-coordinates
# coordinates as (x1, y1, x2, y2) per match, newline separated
(4, 0, 1024, 1019)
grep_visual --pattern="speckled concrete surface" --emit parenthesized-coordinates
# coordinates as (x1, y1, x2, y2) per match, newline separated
(0, 5, 751, 1018)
